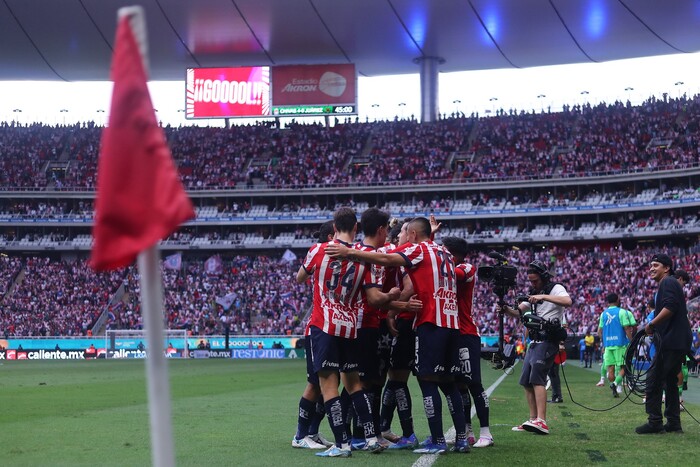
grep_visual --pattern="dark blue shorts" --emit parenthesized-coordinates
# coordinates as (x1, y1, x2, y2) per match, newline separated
(455, 333, 483, 385)
(376, 319, 392, 377)
(357, 327, 380, 381)
(309, 325, 360, 374)
(305, 337, 319, 385)
(390, 318, 415, 370)
(519, 341, 558, 387)
(414, 323, 461, 377)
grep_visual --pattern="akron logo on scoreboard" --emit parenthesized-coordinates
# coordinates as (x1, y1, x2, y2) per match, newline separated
(318, 72, 347, 97)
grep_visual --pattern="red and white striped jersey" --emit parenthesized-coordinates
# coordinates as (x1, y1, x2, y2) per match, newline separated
(303, 239, 368, 338)
(354, 242, 384, 329)
(381, 242, 413, 320)
(397, 240, 459, 329)
(455, 262, 479, 336)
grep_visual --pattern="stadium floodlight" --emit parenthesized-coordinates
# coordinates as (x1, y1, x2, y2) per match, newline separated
(674, 81, 684, 98)
(537, 94, 546, 112)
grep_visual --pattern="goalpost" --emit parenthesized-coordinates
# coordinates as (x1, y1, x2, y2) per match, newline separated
(105, 329, 189, 359)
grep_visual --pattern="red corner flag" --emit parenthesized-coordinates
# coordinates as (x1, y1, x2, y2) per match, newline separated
(91, 16, 195, 271)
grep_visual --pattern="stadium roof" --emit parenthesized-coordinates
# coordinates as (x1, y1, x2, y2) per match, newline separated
(1, 0, 699, 81)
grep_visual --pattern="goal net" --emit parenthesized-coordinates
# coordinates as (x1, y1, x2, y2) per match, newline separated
(104, 329, 189, 359)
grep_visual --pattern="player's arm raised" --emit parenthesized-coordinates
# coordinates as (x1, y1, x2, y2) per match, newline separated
(326, 242, 407, 267)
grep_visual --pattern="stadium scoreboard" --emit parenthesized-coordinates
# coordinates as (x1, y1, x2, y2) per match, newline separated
(186, 64, 357, 119)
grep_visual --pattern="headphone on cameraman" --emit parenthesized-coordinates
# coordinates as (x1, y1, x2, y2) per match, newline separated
(528, 260, 551, 282)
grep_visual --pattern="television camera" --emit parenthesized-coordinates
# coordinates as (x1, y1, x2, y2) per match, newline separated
(477, 252, 519, 371)
(517, 301, 568, 343)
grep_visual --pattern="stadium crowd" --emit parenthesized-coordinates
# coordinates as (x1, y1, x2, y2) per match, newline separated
(461, 96, 700, 180)
(0, 244, 698, 339)
(0, 257, 124, 336)
(113, 254, 310, 336)
(1, 93, 700, 339)
(1, 94, 699, 190)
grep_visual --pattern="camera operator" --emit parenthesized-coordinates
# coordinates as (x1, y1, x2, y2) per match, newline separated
(500, 260, 571, 435)
(636, 254, 692, 434)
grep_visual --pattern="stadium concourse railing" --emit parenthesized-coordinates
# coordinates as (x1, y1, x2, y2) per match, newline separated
(0, 223, 699, 252)
(0, 162, 698, 195)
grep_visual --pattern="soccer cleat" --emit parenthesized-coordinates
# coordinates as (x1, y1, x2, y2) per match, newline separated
(365, 440, 386, 454)
(310, 433, 334, 448)
(376, 437, 393, 449)
(616, 384, 623, 395)
(596, 378, 605, 387)
(451, 440, 471, 453)
(315, 445, 352, 457)
(610, 382, 619, 398)
(381, 430, 401, 443)
(473, 436, 494, 448)
(350, 438, 367, 451)
(292, 435, 326, 449)
(522, 418, 549, 435)
(418, 436, 432, 447)
(388, 433, 418, 450)
(413, 443, 447, 454)
(466, 434, 476, 446)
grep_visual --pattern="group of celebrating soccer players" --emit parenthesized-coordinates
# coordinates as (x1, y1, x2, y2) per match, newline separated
(292, 207, 492, 457)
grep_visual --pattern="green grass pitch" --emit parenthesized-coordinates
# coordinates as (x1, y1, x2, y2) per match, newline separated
(0, 359, 697, 466)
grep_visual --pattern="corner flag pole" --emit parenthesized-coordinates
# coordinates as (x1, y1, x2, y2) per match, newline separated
(118, 6, 175, 467)
(138, 247, 175, 467)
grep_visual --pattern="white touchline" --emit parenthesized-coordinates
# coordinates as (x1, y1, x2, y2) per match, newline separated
(412, 365, 515, 467)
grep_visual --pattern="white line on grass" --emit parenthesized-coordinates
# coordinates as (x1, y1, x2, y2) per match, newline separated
(411, 366, 514, 467)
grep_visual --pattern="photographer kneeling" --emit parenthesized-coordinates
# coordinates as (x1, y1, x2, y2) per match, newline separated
(500, 261, 572, 435)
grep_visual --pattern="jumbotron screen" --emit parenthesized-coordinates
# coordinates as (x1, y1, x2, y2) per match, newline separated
(185, 66, 271, 119)
(185, 64, 357, 119)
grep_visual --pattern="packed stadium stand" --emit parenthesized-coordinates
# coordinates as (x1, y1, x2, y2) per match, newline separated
(1, 93, 699, 339)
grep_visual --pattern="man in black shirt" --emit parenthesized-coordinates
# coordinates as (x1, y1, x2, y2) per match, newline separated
(636, 254, 692, 434)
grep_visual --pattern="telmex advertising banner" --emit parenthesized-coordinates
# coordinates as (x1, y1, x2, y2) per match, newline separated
(185, 66, 270, 118)
(271, 64, 356, 106)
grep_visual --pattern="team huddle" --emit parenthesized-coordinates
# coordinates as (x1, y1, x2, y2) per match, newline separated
(292, 207, 491, 457)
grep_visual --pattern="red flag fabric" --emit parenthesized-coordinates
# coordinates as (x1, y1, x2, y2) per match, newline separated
(90, 17, 195, 271)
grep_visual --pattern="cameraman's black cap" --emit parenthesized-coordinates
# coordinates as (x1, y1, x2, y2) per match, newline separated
(313, 220, 334, 243)
(650, 253, 674, 274)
